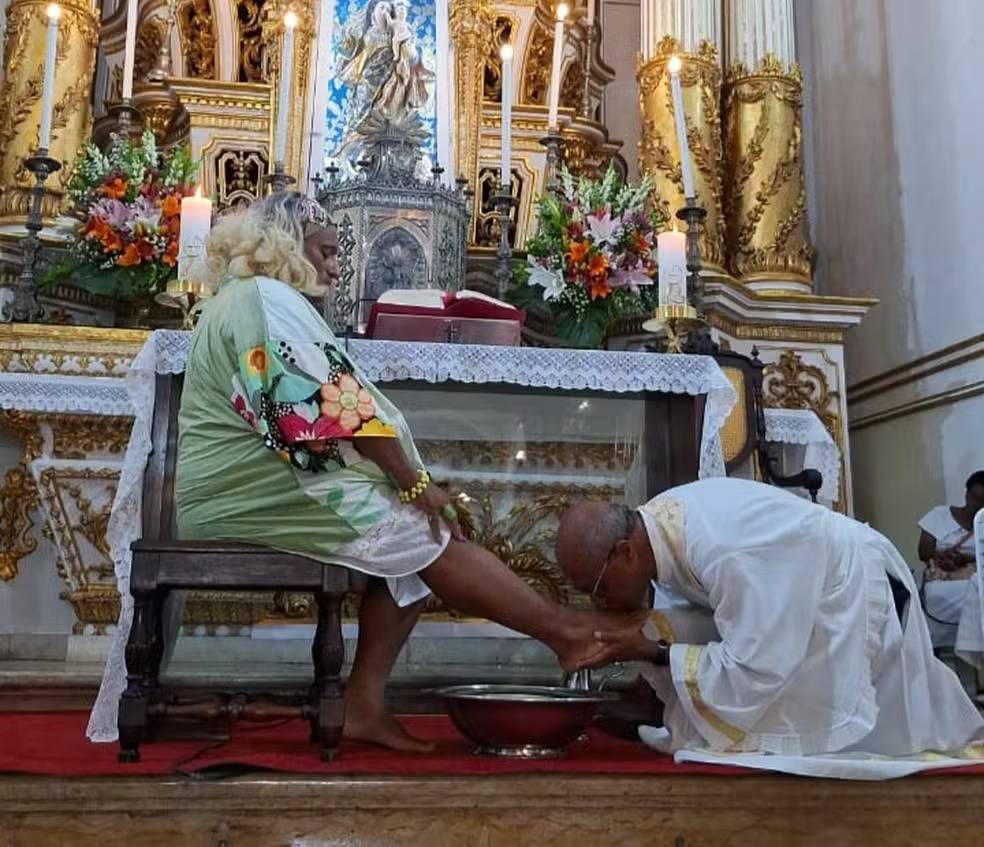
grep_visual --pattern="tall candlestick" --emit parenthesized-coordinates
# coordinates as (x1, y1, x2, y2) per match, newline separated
(122, 0, 138, 100)
(657, 228, 688, 307)
(547, 3, 569, 131)
(667, 55, 695, 198)
(38, 4, 61, 151)
(500, 43, 513, 189)
(274, 11, 298, 167)
(178, 186, 212, 282)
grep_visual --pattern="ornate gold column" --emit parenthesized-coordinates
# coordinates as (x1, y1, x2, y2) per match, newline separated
(449, 0, 494, 203)
(722, 0, 814, 290)
(637, 36, 726, 275)
(0, 0, 100, 222)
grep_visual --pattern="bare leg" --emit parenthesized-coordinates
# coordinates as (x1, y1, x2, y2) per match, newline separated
(344, 579, 434, 753)
(421, 540, 643, 671)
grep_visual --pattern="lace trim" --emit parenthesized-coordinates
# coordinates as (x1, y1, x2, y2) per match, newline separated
(763, 408, 841, 502)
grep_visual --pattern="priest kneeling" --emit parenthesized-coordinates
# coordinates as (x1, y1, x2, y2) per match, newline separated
(558, 479, 983, 771)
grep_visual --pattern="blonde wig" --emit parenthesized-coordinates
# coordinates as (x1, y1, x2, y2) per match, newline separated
(203, 192, 327, 291)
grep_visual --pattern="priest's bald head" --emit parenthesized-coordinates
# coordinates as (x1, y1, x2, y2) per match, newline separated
(556, 501, 655, 612)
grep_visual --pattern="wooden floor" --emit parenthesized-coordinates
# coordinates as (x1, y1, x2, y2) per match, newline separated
(3, 771, 984, 846)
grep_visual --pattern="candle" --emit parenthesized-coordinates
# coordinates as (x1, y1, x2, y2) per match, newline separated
(38, 4, 60, 152)
(178, 187, 213, 282)
(586, 0, 594, 29)
(657, 228, 688, 307)
(500, 43, 513, 189)
(667, 55, 696, 199)
(274, 11, 298, 167)
(547, 3, 569, 131)
(122, 0, 137, 100)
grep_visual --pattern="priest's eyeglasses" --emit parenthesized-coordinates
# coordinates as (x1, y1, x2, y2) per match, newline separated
(589, 505, 638, 601)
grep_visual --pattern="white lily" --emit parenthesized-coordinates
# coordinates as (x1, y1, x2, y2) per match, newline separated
(527, 256, 566, 302)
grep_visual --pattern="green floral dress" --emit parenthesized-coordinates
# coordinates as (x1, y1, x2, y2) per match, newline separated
(175, 275, 446, 604)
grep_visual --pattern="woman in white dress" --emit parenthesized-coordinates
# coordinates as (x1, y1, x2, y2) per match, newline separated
(918, 471, 984, 649)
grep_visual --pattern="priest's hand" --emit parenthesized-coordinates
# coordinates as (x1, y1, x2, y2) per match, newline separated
(589, 628, 671, 667)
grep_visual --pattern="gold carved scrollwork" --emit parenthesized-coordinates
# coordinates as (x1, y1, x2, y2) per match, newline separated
(723, 59, 814, 285)
(763, 351, 840, 438)
(0, 410, 43, 582)
(637, 37, 725, 273)
(0, 0, 100, 221)
(450, 0, 495, 208)
(215, 147, 268, 211)
(483, 16, 515, 102)
(135, 17, 167, 83)
(50, 415, 133, 459)
(178, 0, 218, 78)
(236, 0, 267, 82)
(520, 15, 551, 105)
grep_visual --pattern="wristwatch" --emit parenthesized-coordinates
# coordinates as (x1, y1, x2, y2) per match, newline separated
(649, 639, 671, 666)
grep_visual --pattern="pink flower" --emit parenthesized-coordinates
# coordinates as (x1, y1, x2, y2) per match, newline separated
(92, 198, 132, 229)
(278, 413, 353, 443)
(610, 266, 655, 290)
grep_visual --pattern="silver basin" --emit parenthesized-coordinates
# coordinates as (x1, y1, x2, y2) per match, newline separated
(436, 684, 618, 758)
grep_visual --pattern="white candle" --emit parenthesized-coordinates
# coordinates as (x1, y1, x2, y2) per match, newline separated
(500, 43, 513, 189)
(178, 187, 212, 282)
(547, 3, 569, 131)
(657, 228, 688, 307)
(38, 4, 60, 151)
(586, 0, 594, 29)
(274, 11, 298, 167)
(667, 55, 696, 199)
(122, 0, 137, 100)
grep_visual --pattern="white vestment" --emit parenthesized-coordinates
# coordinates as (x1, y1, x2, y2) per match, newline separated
(637, 478, 983, 774)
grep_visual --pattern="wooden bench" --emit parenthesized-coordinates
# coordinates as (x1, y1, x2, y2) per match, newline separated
(117, 373, 367, 763)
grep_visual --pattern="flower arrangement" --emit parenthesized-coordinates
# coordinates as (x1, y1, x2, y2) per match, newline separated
(510, 165, 664, 349)
(45, 130, 198, 299)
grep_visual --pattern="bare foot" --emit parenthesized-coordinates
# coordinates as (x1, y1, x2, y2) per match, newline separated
(343, 707, 436, 753)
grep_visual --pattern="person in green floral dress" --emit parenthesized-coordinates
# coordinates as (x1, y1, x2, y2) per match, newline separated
(176, 192, 642, 752)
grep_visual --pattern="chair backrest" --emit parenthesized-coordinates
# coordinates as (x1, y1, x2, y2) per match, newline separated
(713, 349, 767, 476)
(141, 372, 184, 540)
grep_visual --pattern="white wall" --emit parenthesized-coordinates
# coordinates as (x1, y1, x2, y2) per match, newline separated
(797, 0, 984, 558)
(602, 0, 642, 180)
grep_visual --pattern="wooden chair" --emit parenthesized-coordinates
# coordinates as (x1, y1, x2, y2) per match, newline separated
(714, 349, 824, 502)
(117, 373, 368, 763)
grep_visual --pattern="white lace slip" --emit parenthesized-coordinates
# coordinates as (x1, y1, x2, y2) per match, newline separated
(72, 330, 736, 742)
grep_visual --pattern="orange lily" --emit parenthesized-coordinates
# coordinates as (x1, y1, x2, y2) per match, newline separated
(117, 243, 141, 266)
(162, 239, 179, 267)
(566, 239, 589, 265)
(587, 252, 609, 277)
(633, 231, 649, 253)
(589, 278, 610, 300)
(99, 177, 127, 200)
(161, 194, 181, 218)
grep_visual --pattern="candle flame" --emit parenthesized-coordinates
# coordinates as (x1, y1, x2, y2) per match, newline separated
(556, 2, 569, 21)
(283, 10, 298, 28)
(194, 185, 202, 199)
(46, 3, 61, 19)
(500, 43, 513, 61)
(668, 55, 682, 75)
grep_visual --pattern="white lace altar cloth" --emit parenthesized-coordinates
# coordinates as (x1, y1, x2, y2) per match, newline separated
(6, 329, 731, 742)
(763, 407, 841, 503)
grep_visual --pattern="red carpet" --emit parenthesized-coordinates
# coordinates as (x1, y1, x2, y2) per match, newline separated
(4, 713, 984, 779)
(0, 711, 748, 778)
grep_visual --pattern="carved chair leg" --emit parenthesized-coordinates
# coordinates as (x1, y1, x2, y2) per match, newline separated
(118, 586, 159, 762)
(312, 590, 346, 761)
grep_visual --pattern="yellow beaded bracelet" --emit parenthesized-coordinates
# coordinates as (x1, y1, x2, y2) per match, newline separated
(399, 468, 431, 503)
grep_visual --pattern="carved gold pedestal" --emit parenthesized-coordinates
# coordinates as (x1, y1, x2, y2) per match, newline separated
(0, 0, 100, 223)
(637, 37, 726, 275)
(722, 60, 815, 289)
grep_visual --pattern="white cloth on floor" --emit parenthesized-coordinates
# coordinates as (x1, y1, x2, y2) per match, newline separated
(634, 478, 984, 773)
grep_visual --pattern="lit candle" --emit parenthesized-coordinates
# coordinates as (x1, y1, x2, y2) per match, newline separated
(586, 0, 595, 29)
(500, 43, 513, 189)
(657, 228, 688, 307)
(547, 3, 569, 131)
(38, 4, 61, 152)
(122, 0, 138, 100)
(667, 55, 696, 199)
(274, 11, 298, 167)
(178, 187, 213, 282)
